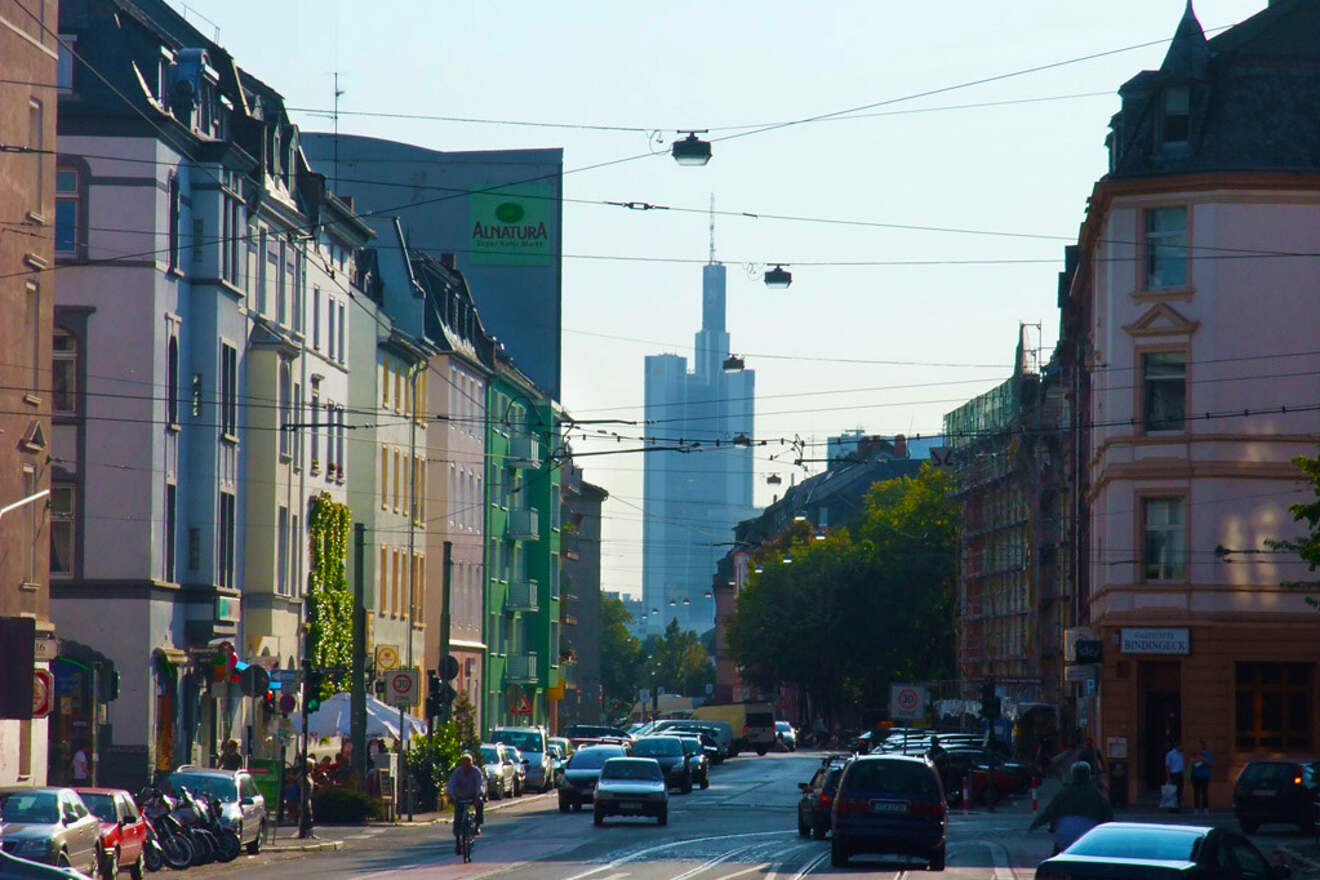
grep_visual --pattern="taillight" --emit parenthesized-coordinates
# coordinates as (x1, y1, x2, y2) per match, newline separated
(743, 725, 750, 733)
(910, 800, 945, 819)
(834, 795, 868, 815)
(819, 794, 833, 808)
(1295, 776, 1304, 785)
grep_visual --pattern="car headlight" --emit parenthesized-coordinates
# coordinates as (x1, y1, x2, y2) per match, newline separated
(17, 839, 52, 855)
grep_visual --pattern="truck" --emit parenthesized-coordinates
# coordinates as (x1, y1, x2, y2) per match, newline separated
(693, 701, 776, 756)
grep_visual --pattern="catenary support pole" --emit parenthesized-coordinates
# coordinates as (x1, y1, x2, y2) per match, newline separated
(351, 523, 367, 791)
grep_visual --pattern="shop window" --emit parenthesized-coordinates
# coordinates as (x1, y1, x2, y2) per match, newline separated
(1236, 662, 1313, 751)
(1143, 352, 1186, 432)
(1142, 496, 1186, 581)
(1145, 206, 1188, 290)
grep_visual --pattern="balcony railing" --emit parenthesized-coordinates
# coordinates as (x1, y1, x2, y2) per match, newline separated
(506, 579, 539, 612)
(506, 652, 538, 684)
(506, 507, 540, 540)
(508, 433, 540, 469)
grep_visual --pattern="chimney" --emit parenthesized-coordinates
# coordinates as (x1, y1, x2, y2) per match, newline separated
(894, 434, 908, 459)
(441, 253, 456, 269)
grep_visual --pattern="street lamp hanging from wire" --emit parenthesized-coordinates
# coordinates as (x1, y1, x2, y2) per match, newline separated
(764, 264, 792, 289)
(671, 131, 712, 166)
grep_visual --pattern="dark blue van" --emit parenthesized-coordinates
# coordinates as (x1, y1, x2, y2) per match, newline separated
(830, 754, 947, 870)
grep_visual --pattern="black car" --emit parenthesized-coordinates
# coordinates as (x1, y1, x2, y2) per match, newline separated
(1234, 759, 1320, 833)
(830, 755, 946, 870)
(630, 736, 692, 794)
(797, 758, 848, 839)
(1036, 823, 1291, 880)
(676, 736, 710, 789)
(666, 727, 724, 765)
(558, 745, 627, 812)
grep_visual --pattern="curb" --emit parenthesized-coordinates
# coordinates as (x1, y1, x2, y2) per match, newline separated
(264, 839, 344, 853)
(1276, 844, 1320, 874)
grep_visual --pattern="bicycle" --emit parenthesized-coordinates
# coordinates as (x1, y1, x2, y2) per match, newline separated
(453, 799, 476, 863)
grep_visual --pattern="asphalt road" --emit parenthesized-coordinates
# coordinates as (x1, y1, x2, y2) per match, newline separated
(174, 751, 1318, 880)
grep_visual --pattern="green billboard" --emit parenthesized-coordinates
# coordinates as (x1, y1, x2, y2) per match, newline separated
(468, 183, 554, 267)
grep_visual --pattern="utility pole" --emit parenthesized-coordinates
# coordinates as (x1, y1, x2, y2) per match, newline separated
(298, 652, 313, 838)
(351, 522, 367, 791)
(440, 541, 453, 725)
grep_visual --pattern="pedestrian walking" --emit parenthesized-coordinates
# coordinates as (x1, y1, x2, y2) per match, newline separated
(1164, 741, 1186, 812)
(1191, 739, 1212, 815)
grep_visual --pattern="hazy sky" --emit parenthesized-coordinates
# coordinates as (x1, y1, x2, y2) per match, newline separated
(181, 0, 1266, 597)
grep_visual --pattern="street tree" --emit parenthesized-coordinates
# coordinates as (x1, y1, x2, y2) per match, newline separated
(1266, 446, 1320, 605)
(599, 594, 643, 714)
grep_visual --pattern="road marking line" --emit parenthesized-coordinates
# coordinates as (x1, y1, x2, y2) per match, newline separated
(594, 873, 631, 880)
(560, 831, 793, 880)
(789, 851, 828, 880)
(668, 845, 753, 880)
(710, 862, 772, 880)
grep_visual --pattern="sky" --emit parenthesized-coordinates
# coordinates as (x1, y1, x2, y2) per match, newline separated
(178, 0, 1267, 598)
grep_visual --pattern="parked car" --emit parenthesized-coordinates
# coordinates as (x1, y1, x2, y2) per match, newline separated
(0, 787, 102, 876)
(1234, 759, 1320, 833)
(630, 737, 692, 794)
(650, 720, 733, 762)
(546, 740, 569, 787)
(480, 743, 517, 799)
(504, 747, 527, 796)
(830, 755, 946, 870)
(776, 722, 797, 751)
(75, 789, 147, 880)
(162, 768, 265, 854)
(676, 736, 710, 789)
(593, 758, 668, 826)
(1035, 823, 1290, 880)
(0, 850, 87, 880)
(558, 745, 627, 812)
(672, 729, 722, 766)
(566, 725, 633, 743)
(797, 757, 849, 839)
(491, 727, 554, 793)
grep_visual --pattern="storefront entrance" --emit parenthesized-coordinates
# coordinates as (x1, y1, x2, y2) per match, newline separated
(1140, 661, 1181, 792)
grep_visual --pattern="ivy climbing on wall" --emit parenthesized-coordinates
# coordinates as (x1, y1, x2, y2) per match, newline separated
(307, 492, 353, 696)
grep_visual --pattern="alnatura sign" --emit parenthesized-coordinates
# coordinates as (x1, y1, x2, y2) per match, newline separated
(469, 183, 553, 266)
(1120, 628, 1190, 655)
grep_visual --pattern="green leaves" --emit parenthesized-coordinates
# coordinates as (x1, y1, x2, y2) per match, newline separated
(307, 492, 353, 696)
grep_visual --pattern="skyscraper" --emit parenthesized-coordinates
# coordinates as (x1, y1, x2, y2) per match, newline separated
(642, 242, 755, 636)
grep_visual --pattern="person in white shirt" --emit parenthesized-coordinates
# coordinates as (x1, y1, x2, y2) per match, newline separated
(72, 745, 89, 782)
(1164, 742, 1186, 812)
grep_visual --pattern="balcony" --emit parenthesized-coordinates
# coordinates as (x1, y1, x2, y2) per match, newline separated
(507, 507, 540, 541)
(508, 433, 540, 469)
(506, 579, 539, 612)
(506, 652, 538, 684)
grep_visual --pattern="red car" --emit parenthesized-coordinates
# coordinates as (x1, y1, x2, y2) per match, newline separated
(75, 789, 147, 880)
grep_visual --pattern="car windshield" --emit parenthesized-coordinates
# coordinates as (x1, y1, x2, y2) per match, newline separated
(679, 739, 702, 755)
(80, 793, 118, 822)
(1239, 762, 1299, 784)
(568, 725, 627, 739)
(746, 711, 773, 727)
(567, 748, 620, 770)
(633, 738, 682, 757)
(0, 791, 59, 823)
(1067, 826, 1201, 860)
(166, 774, 238, 803)
(824, 768, 845, 794)
(480, 747, 500, 764)
(496, 730, 544, 753)
(601, 761, 662, 782)
(842, 760, 939, 797)
(777, 722, 792, 731)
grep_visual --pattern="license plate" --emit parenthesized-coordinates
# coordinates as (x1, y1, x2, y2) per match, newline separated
(871, 800, 909, 814)
(1252, 788, 1276, 797)
(619, 803, 642, 813)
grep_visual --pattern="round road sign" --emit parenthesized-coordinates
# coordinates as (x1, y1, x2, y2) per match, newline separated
(896, 687, 920, 712)
(376, 645, 399, 670)
(278, 694, 297, 715)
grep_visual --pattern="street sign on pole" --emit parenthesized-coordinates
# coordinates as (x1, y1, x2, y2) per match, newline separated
(32, 670, 52, 718)
(440, 654, 460, 681)
(889, 684, 928, 721)
(387, 668, 419, 707)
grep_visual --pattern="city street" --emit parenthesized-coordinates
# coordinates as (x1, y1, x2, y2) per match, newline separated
(166, 751, 1320, 880)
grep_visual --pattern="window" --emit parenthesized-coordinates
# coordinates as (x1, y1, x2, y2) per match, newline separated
(1142, 497, 1186, 581)
(57, 35, 76, 93)
(391, 549, 400, 618)
(52, 328, 77, 415)
(337, 303, 346, 364)
(550, 556, 560, 599)
(551, 484, 561, 531)
(50, 482, 74, 576)
(416, 553, 425, 618)
(277, 505, 289, 594)
(380, 446, 389, 509)
(292, 514, 302, 594)
(164, 482, 176, 582)
(265, 249, 278, 320)
(276, 243, 287, 325)
(417, 458, 426, 522)
(218, 491, 236, 588)
(247, 226, 259, 299)
(1161, 86, 1190, 147)
(166, 336, 179, 426)
(312, 287, 321, 349)
(220, 343, 237, 438)
(394, 368, 403, 413)
(221, 195, 240, 285)
(167, 173, 180, 271)
(378, 546, 388, 615)
(25, 282, 40, 398)
(1145, 206, 1188, 290)
(310, 381, 320, 469)
(28, 99, 43, 213)
(327, 299, 336, 361)
(336, 407, 346, 479)
(55, 169, 79, 254)
(382, 359, 390, 408)
(1236, 663, 1312, 751)
(292, 382, 302, 468)
(1143, 352, 1186, 432)
(278, 362, 292, 459)
(393, 449, 402, 512)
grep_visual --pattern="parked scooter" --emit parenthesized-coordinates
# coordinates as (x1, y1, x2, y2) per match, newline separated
(195, 791, 241, 862)
(170, 787, 220, 865)
(136, 788, 193, 871)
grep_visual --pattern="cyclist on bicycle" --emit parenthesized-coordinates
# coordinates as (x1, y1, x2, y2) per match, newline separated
(445, 752, 485, 854)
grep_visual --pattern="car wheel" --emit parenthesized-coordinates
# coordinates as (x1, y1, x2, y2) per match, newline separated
(798, 814, 810, 838)
(57, 852, 71, 869)
(1301, 806, 1317, 833)
(681, 774, 693, 794)
(1240, 818, 1260, 834)
(100, 847, 118, 880)
(573, 802, 583, 812)
(559, 798, 571, 813)
(246, 822, 263, 855)
(756, 747, 768, 757)
(657, 808, 668, 827)
(128, 850, 144, 880)
(830, 840, 849, 868)
(593, 809, 604, 826)
(700, 772, 709, 790)
(928, 845, 945, 872)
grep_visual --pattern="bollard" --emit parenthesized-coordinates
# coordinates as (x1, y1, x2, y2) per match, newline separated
(1031, 784, 1038, 812)
(962, 780, 970, 815)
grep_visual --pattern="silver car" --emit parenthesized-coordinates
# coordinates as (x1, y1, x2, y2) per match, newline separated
(163, 768, 266, 854)
(0, 787, 101, 876)
(593, 758, 668, 826)
(480, 744, 516, 799)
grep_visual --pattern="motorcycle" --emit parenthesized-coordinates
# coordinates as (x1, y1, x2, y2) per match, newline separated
(136, 788, 193, 871)
(170, 787, 220, 865)
(196, 792, 241, 862)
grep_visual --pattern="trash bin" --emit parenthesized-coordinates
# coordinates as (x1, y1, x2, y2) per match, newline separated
(1109, 760, 1128, 808)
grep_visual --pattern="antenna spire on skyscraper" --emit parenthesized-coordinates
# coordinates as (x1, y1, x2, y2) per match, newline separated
(708, 193, 716, 264)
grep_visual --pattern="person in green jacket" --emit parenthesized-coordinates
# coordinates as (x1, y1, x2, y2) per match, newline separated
(1030, 761, 1115, 853)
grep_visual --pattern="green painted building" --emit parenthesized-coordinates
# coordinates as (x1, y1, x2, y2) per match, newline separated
(483, 358, 562, 732)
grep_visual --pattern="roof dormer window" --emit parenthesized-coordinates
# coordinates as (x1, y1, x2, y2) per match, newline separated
(1160, 85, 1190, 149)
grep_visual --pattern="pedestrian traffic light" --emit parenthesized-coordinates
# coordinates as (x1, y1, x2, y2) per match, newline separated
(261, 689, 277, 714)
(304, 668, 324, 713)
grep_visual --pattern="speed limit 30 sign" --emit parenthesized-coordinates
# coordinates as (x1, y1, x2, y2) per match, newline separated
(387, 668, 419, 706)
(889, 684, 928, 720)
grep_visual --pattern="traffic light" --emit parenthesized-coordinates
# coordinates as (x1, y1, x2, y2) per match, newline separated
(97, 667, 120, 704)
(261, 689, 277, 714)
(304, 667, 324, 713)
(426, 672, 441, 719)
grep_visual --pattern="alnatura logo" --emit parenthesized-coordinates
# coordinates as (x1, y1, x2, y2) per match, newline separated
(494, 202, 525, 223)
